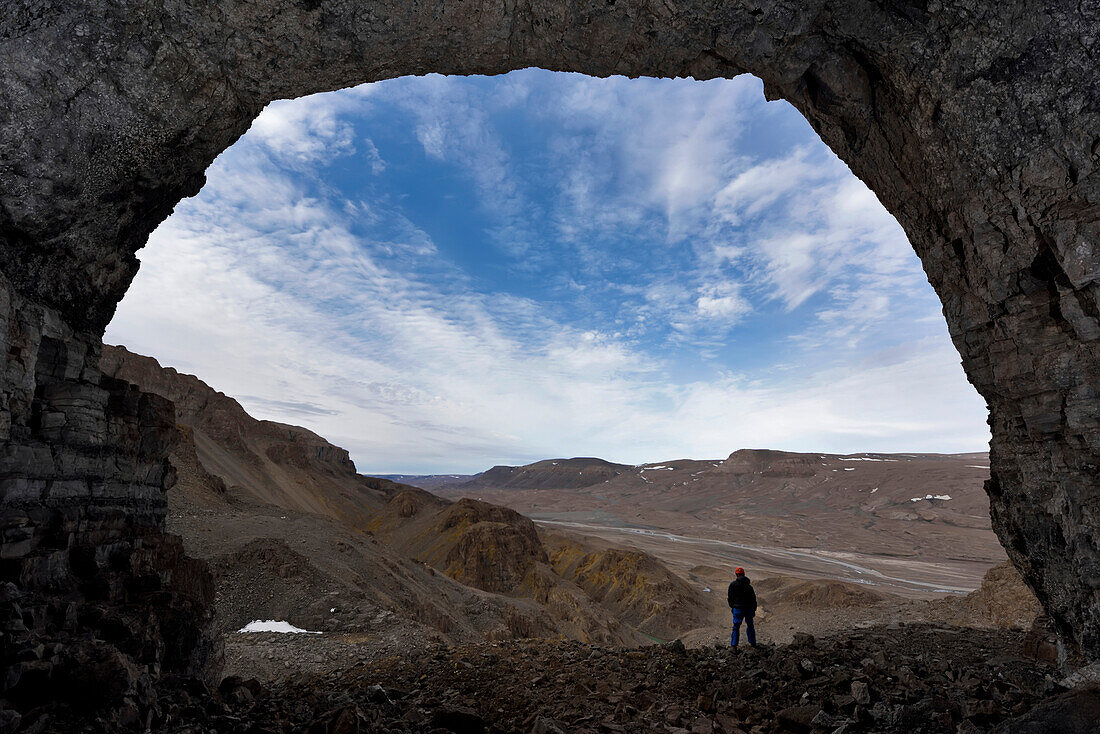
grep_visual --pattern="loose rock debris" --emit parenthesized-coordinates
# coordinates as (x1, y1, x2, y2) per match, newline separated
(45, 624, 1095, 733)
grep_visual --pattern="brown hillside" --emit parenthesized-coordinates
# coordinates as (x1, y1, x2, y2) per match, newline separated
(930, 560, 1042, 630)
(100, 344, 391, 526)
(369, 493, 711, 643)
(543, 530, 711, 640)
(753, 576, 887, 610)
(374, 497, 550, 595)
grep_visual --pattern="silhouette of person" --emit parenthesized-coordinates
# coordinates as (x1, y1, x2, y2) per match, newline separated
(727, 566, 757, 647)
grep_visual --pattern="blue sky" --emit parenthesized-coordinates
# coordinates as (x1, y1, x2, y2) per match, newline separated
(105, 71, 990, 474)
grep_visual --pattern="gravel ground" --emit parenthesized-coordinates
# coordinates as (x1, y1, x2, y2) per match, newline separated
(136, 623, 1098, 734)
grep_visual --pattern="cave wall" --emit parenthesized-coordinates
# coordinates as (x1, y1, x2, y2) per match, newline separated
(1, 0, 1099, 710)
(0, 270, 216, 725)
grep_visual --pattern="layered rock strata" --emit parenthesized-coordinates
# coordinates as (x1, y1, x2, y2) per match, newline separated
(0, 273, 215, 726)
(0, 0, 1099, 712)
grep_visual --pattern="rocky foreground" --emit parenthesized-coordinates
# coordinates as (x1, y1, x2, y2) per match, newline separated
(27, 624, 1096, 734)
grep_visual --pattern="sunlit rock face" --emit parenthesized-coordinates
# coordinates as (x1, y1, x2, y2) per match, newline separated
(1, 0, 1099, 714)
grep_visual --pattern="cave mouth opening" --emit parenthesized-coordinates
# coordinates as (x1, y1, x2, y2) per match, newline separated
(103, 69, 990, 478)
(5, 7, 1100, 723)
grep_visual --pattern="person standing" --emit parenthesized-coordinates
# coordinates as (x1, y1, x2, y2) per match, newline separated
(727, 566, 757, 648)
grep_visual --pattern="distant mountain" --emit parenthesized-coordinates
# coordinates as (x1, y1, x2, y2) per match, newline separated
(380, 457, 632, 492)
(373, 473, 475, 491)
(463, 457, 632, 490)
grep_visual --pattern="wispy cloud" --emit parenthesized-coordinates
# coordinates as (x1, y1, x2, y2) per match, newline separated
(107, 71, 988, 473)
(376, 75, 538, 259)
(249, 96, 358, 165)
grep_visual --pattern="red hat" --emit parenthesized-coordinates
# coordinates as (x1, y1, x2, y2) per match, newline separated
(735, 567, 745, 575)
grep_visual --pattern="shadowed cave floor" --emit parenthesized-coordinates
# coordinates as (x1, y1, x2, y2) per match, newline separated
(33, 624, 1100, 734)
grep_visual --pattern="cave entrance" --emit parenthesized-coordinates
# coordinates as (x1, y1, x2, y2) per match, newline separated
(2, 2, 1098, 696)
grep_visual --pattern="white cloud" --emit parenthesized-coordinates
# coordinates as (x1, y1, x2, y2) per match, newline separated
(505, 74, 935, 354)
(695, 283, 751, 321)
(544, 73, 758, 246)
(619, 338, 988, 460)
(110, 136, 665, 471)
(249, 97, 357, 164)
(415, 121, 446, 159)
(713, 147, 825, 224)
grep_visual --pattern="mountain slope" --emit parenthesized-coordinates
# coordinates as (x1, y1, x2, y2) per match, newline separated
(366, 491, 711, 642)
(100, 345, 391, 526)
(462, 457, 631, 490)
(100, 345, 709, 648)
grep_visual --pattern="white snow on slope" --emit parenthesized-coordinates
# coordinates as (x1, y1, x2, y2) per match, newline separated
(909, 494, 952, 502)
(238, 620, 322, 634)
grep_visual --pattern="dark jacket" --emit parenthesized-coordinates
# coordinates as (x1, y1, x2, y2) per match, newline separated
(727, 576, 757, 613)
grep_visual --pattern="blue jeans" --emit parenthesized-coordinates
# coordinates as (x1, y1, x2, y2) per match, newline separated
(731, 608, 756, 647)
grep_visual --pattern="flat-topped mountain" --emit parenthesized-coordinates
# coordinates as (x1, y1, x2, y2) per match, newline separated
(464, 457, 632, 490)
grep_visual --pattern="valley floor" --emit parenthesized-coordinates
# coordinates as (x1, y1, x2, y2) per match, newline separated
(535, 519, 987, 597)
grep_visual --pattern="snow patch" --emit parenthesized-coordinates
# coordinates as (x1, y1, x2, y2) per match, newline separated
(839, 457, 898, 462)
(843, 468, 855, 471)
(909, 494, 952, 502)
(966, 465, 990, 469)
(642, 465, 674, 471)
(238, 620, 321, 634)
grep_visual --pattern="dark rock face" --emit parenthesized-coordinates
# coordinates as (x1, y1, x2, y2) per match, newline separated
(995, 684, 1100, 734)
(0, 273, 216, 723)
(1, 0, 1099, 712)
